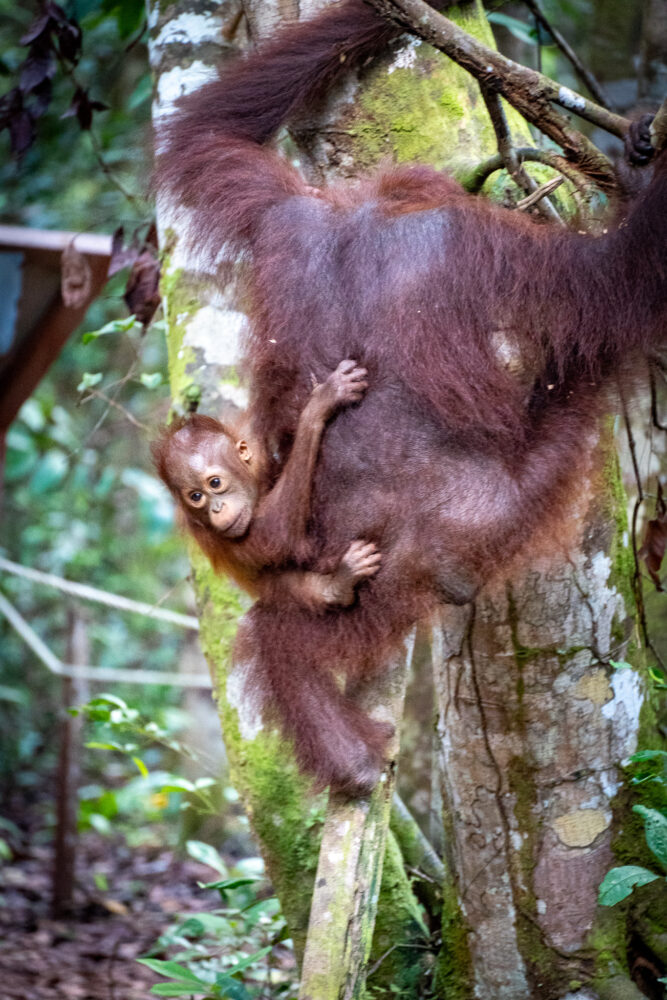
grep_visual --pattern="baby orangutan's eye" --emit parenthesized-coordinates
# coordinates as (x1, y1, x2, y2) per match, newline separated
(209, 477, 223, 489)
(190, 491, 203, 503)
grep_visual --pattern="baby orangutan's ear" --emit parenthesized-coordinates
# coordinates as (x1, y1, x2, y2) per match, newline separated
(236, 440, 252, 463)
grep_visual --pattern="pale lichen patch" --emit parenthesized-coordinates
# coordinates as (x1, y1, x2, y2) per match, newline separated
(553, 808, 610, 848)
(558, 86, 587, 112)
(387, 37, 422, 73)
(226, 660, 264, 741)
(573, 668, 613, 707)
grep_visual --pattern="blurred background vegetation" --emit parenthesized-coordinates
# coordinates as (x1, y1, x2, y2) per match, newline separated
(0, 0, 662, 995)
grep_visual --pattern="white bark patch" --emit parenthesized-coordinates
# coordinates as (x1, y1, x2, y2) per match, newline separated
(183, 305, 245, 366)
(226, 660, 264, 741)
(154, 62, 218, 118)
(599, 768, 621, 799)
(558, 86, 587, 112)
(601, 666, 644, 754)
(387, 38, 422, 73)
(154, 12, 221, 50)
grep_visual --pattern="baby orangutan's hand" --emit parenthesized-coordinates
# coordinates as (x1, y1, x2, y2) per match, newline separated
(310, 359, 368, 421)
(326, 539, 382, 606)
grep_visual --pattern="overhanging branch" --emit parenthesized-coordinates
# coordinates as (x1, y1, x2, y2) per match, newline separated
(365, 0, 629, 191)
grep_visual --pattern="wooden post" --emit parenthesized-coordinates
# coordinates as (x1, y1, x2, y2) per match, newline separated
(52, 607, 88, 918)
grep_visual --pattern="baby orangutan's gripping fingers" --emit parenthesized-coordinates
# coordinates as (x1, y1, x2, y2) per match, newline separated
(341, 539, 382, 582)
(310, 359, 369, 420)
(331, 358, 369, 407)
(324, 539, 382, 607)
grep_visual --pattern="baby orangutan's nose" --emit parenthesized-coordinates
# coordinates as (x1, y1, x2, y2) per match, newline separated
(211, 498, 224, 513)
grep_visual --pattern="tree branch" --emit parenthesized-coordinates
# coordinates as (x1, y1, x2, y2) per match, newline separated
(464, 145, 595, 201)
(521, 0, 609, 109)
(366, 0, 628, 191)
(480, 85, 564, 223)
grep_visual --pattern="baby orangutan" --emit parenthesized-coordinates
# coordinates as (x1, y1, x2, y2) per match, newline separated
(152, 359, 381, 611)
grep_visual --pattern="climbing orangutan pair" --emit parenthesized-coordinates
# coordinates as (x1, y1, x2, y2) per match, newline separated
(153, 0, 667, 795)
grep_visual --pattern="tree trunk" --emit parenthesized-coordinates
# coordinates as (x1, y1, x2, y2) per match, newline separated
(432, 449, 652, 998)
(149, 1, 659, 996)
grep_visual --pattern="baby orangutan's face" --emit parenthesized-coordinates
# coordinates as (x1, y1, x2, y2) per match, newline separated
(169, 430, 257, 538)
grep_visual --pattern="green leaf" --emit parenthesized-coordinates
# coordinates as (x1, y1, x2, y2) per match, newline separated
(128, 73, 152, 110)
(140, 372, 163, 389)
(0, 685, 29, 705)
(28, 449, 68, 494)
(77, 371, 103, 393)
(138, 959, 205, 983)
(5, 443, 38, 482)
(194, 777, 217, 790)
(88, 694, 129, 710)
(150, 985, 210, 997)
(609, 659, 632, 671)
(177, 913, 232, 937)
(487, 11, 538, 45)
(159, 778, 195, 793)
(101, 0, 146, 38)
(213, 976, 250, 1000)
(186, 840, 228, 876)
(648, 666, 667, 689)
(88, 813, 113, 836)
(17, 398, 46, 432)
(198, 877, 256, 892)
(224, 946, 272, 975)
(629, 749, 667, 764)
(598, 865, 659, 906)
(633, 805, 667, 872)
(82, 316, 138, 343)
(133, 756, 149, 778)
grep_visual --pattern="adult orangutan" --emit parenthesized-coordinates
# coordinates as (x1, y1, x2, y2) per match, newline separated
(155, 0, 667, 795)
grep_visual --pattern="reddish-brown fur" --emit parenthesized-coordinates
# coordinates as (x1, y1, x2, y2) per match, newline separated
(156, 0, 667, 794)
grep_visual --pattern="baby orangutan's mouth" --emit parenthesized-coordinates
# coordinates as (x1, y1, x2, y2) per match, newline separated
(214, 508, 249, 538)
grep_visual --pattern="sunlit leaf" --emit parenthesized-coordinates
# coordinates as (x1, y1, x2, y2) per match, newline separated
(186, 839, 228, 876)
(198, 877, 257, 892)
(133, 756, 149, 777)
(138, 959, 206, 982)
(77, 371, 103, 393)
(82, 315, 138, 343)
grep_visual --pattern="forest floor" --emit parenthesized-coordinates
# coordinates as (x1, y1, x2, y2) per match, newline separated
(0, 797, 237, 1000)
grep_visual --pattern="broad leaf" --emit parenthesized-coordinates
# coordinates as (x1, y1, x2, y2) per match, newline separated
(598, 865, 659, 906)
(634, 805, 667, 872)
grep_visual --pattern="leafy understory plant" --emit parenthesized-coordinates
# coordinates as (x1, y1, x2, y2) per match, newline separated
(599, 750, 667, 907)
(139, 841, 297, 999)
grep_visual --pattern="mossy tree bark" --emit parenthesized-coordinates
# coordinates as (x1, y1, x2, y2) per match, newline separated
(432, 455, 654, 999)
(147, 0, 474, 992)
(150, 1, 659, 997)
